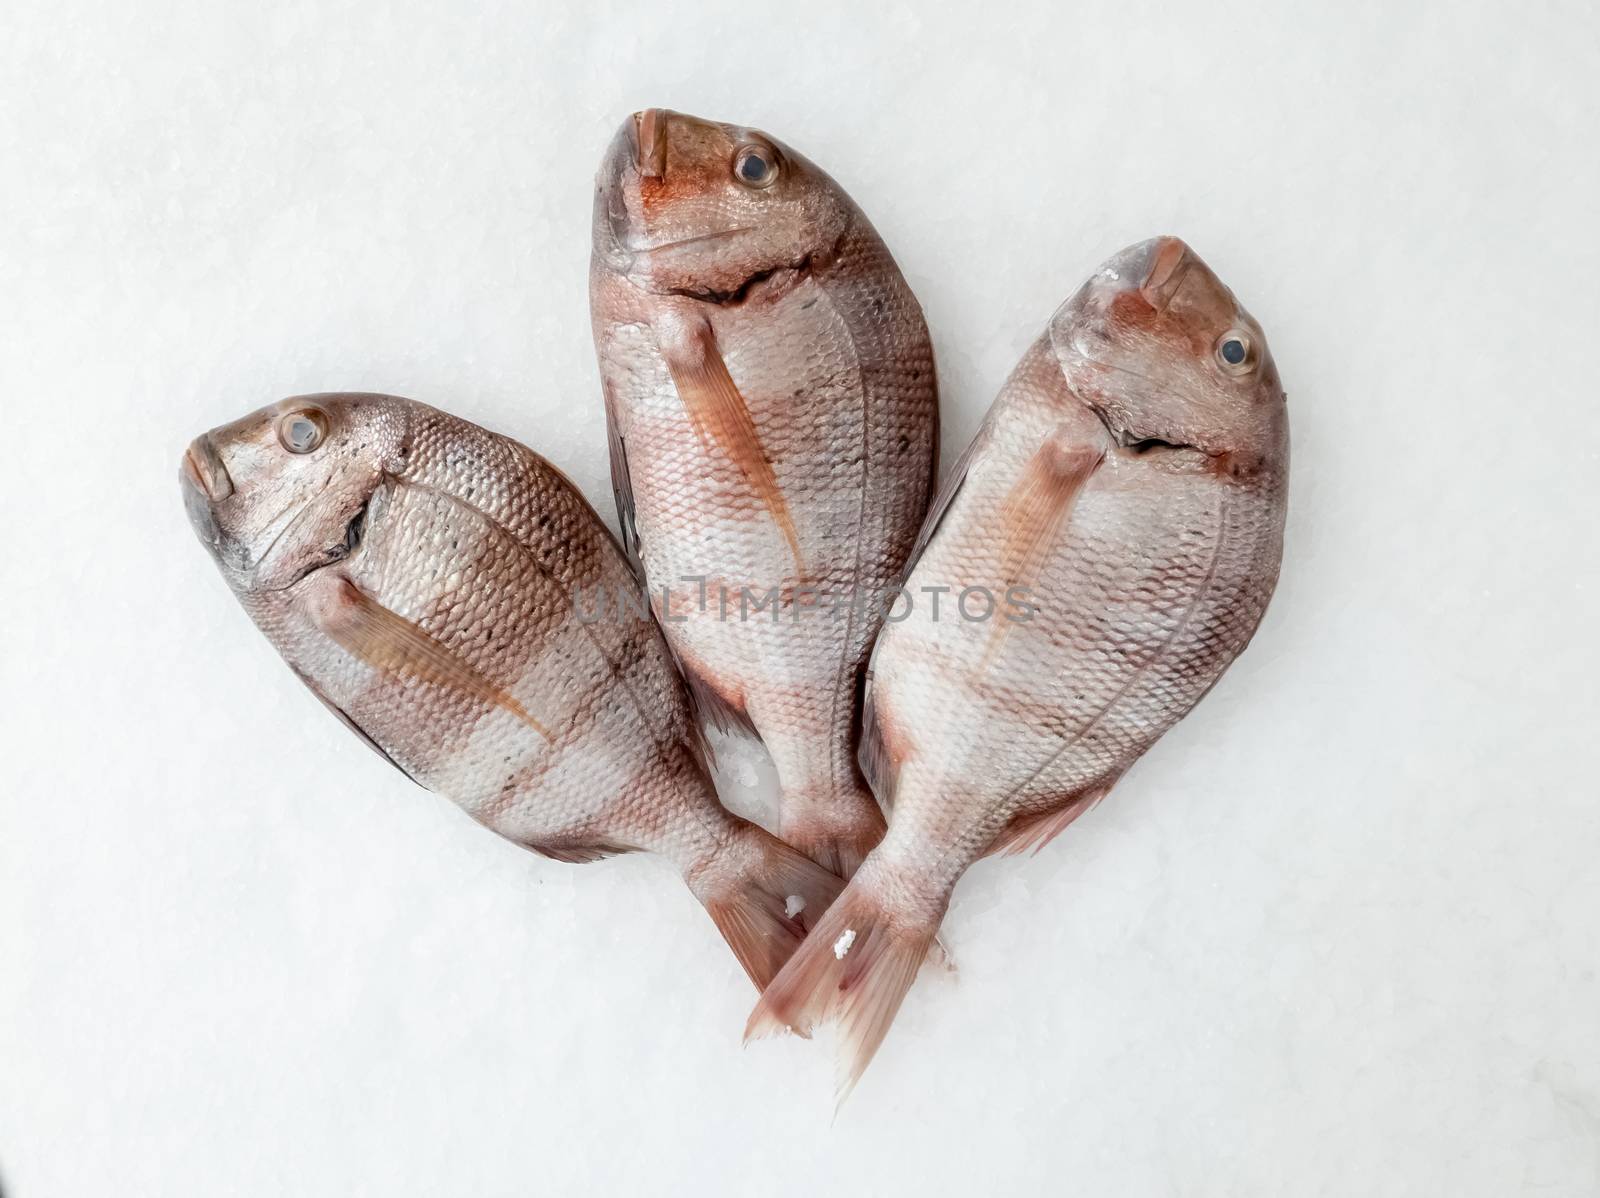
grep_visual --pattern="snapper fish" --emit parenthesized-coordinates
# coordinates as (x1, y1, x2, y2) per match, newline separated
(590, 109, 940, 877)
(180, 393, 842, 989)
(747, 238, 1291, 1093)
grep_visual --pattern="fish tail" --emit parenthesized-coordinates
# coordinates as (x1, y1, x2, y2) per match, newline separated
(778, 780, 887, 880)
(745, 858, 945, 1103)
(687, 821, 846, 992)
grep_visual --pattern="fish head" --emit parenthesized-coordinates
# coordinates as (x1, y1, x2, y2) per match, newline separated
(593, 108, 852, 295)
(1050, 237, 1285, 455)
(180, 393, 409, 593)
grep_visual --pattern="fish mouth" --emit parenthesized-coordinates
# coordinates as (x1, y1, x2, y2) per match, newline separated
(597, 117, 644, 264)
(1048, 239, 1184, 396)
(634, 108, 669, 178)
(1051, 235, 1199, 352)
(182, 434, 234, 502)
(180, 460, 220, 547)
(180, 434, 232, 547)
(1136, 236, 1193, 313)
(1109, 235, 1239, 331)
(1074, 235, 1194, 308)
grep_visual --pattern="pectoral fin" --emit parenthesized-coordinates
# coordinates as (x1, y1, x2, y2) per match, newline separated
(996, 438, 1103, 590)
(307, 576, 552, 741)
(661, 320, 805, 577)
(980, 436, 1103, 669)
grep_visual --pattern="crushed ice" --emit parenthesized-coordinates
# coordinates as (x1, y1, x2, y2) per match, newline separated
(785, 894, 805, 918)
(833, 928, 856, 959)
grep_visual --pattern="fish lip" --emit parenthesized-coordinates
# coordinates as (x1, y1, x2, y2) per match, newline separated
(1138, 236, 1193, 314)
(179, 457, 222, 548)
(634, 108, 669, 178)
(1050, 235, 1195, 355)
(596, 120, 643, 269)
(182, 434, 234, 502)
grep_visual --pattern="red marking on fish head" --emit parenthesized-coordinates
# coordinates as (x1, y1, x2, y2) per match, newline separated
(1050, 238, 1287, 456)
(592, 109, 852, 297)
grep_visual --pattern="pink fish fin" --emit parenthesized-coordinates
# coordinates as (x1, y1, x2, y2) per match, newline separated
(600, 378, 645, 579)
(746, 869, 943, 1103)
(527, 840, 634, 865)
(985, 784, 1112, 858)
(978, 437, 1104, 670)
(306, 575, 554, 742)
(677, 658, 758, 742)
(690, 822, 846, 992)
(660, 319, 806, 579)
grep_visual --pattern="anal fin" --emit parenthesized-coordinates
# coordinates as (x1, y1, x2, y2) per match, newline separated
(986, 785, 1111, 857)
(528, 841, 633, 865)
(681, 666, 757, 740)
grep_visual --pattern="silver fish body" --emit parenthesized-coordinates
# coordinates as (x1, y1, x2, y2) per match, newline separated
(748, 238, 1291, 1091)
(590, 110, 940, 877)
(181, 393, 842, 989)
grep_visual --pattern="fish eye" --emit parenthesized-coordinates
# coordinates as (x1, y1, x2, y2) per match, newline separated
(1216, 332, 1254, 374)
(732, 144, 779, 189)
(277, 407, 328, 454)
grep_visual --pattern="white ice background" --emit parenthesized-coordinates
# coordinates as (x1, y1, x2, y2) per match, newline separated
(2, 1, 1597, 1194)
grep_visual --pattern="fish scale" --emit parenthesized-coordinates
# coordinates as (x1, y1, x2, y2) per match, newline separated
(181, 392, 845, 991)
(590, 110, 939, 878)
(748, 237, 1291, 1097)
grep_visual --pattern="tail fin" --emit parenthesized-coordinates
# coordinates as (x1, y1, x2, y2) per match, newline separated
(689, 823, 846, 992)
(745, 868, 942, 1101)
(779, 783, 887, 880)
